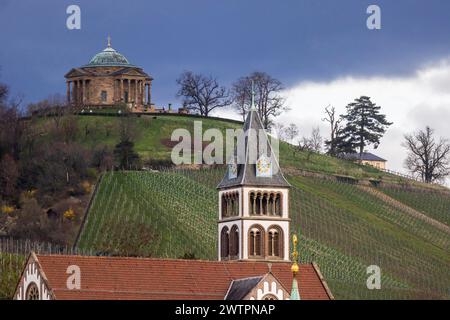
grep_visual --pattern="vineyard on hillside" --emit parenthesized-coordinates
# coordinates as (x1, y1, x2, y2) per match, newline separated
(77, 171, 218, 259)
(379, 186, 450, 226)
(75, 168, 450, 300)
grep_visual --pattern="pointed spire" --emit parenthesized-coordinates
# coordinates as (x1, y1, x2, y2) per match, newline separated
(290, 234, 301, 300)
(107, 35, 111, 48)
(250, 79, 256, 111)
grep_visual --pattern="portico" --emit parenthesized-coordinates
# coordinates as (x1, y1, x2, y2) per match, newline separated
(65, 38, 153, 111)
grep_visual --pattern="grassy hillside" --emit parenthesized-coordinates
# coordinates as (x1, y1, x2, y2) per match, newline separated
(379, 186, 450, 226)
(0, 253, 25, 299)
(29, 113, 429, 183)
(77, 168, 450, 299)
(32, 114, 241, 161)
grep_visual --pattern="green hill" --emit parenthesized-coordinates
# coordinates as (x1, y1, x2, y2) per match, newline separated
(28, 113, 410, 180)
(77, 168, 450, 299)
(14, 114, 450, 299)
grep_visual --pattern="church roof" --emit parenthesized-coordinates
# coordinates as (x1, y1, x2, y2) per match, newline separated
(217, 108, 290, 189)
(224, 276, 264, 300)
(19, 254, 333, 300)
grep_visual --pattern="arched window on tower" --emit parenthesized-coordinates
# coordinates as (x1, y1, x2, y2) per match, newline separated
(229, 225, 239, 259)
(248, 225, 264, 257)
(220, 226, 229, 259)
(249, 192, 256, 215)
(222, 192, 240, 218)
(274, 193, 282, 216)
(232, 192, 239, 216)
(268, 193, 275, 215)
(262, 193, 268, 215)
(221, 194, 227, 218)
(268, 226, 283, 258)
(255, 193, 262, 215)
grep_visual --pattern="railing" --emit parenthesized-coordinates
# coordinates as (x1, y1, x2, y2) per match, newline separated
(0, 237, 92, 256)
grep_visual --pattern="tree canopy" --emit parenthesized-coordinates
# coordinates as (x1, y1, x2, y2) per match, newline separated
(338, 96, 392, 156)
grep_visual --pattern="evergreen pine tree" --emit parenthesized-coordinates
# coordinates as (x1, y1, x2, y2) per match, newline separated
(340, 96, 392, 157)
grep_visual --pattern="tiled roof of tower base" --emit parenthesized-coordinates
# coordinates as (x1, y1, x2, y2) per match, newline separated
(19, 254, 333, 300)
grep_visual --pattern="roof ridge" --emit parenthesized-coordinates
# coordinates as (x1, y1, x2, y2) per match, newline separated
(35, 254, 294, 264)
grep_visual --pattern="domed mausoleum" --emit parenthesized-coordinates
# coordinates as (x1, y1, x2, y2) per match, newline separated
(65, 37, 153, 111)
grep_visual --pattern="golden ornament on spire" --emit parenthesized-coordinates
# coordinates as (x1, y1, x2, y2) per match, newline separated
(291, 234, 299, 275)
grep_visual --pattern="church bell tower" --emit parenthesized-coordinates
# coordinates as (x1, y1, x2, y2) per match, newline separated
(217, 87, 290, 262)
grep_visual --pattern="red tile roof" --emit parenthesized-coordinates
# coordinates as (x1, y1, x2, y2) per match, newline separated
(32, 254, 333, 300)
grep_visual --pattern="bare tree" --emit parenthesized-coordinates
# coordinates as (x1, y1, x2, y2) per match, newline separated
(403, 126, 450, 183)
(0, 82, 9, 105)
(231, 72, 288, 129)
(309, 127, 323, 153)
(176, 71, 231, 116)
(231, 77, 251, 121)
(0, 85, 24, 161)
(284, 123, 299, 144)
(297, 127, 323, 160)
(273, 122, 286, 141)
(0, 154, 18, 199)
(27, 94, 69, 129)
(322, 105, 342, 155)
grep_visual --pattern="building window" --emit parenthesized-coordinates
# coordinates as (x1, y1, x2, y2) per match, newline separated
(26, 282, 39, 300)
(255, 193, 261, 214)
(229, 225, 239, 259)
(268, 226, 283, 258)
(248, 225, 264, 257)
(221, 192, 239, 218)
(249, 191, 282, 216)
(274, 193, 282, 216)
(249, 192, 255, 215)
(220, 226, 229, 259)
(124, 91, 129, 103)
(101, 90, 107, 102)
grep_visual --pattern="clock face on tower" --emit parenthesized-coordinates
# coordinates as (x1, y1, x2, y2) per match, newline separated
(256, 155, 272, 177)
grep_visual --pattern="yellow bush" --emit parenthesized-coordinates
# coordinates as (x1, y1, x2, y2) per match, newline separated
(64, 208, 76, 220)
(81, 181, 92, 194)
(1, 205, 15, 215)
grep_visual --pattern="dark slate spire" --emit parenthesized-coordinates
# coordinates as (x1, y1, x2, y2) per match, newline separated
(217, 91, 290, 189)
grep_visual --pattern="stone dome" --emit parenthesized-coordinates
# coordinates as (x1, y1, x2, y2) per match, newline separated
(86, 44, 132, 67)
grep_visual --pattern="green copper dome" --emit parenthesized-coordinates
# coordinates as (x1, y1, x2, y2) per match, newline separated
(85, 38, 133, 67)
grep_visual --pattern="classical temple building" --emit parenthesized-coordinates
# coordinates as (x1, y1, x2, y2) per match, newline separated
(13, 96, 332, 300)
(65, 37, 159, 112)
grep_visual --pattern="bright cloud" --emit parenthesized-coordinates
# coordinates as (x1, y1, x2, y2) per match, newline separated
(214, 58, 450, 182)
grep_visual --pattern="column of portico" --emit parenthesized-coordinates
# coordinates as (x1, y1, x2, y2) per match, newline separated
(127, 79, 130, 103)
(134, 79, 137, 105)
(142, 81, 145, 105)
(82, 79, 86, 105)
(73, 81, 78, 105)
(148, 82, 151, 106)
(66, 81, 71, 104)
(142, 80, 145, 106)
(113, 79, 117, 103)
(120, 79, 124, 102)
(77, 80, 82, 105)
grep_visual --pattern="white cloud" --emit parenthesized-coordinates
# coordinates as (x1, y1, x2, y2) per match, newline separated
(213, 58, 450, 184)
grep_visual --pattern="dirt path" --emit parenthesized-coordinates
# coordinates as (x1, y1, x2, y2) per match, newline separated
(358, 186, 450, 234)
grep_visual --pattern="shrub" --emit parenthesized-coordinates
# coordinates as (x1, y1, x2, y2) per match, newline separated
(63, 208, 76, 221)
